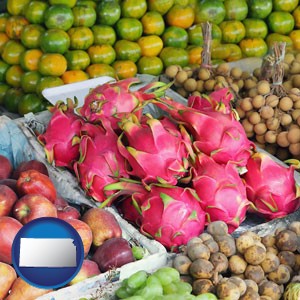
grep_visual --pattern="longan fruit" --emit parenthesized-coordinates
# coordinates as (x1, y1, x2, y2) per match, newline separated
(216, 62, 230, 75)
(244, 78, 257, 90)
(183, 78, 197, 92)
(196, 80, 204, 93)
(230, 67, 243, 79)
(264, 130, 277, 144)
(260, 106, 274, 119)
(283, 80, 293, 91)
(277, 131, 290, 148)
(279, 96, 293, 111)
(284, 52, 295, 64)
(293, 99, 300, 109)
(266, 117, 280, 131)
(241, 71, 251, 80)
(288, 88, 300, 101)
(265, 94, 279, 108)
(231, 83, 239, 94)
(252, 95, 265, 109)
(176, 87, 189, 98)
(175, 70, 189, 85)
(165, 65, 181, 79)
(255, 134, 265, 144)
(242, 119, 254, 133)
(280, 113, 293, 127)
(248, 111, 261, 125)
(254, 122, 267, 135)
(290, 60, 300, 74)
(257, 80, 271, 95)
(204, 79, 216, 91)
(289, 142, 300, 156)
(287, 127, 300, 144)
(183, 66, 193, 78)
(248, 87, 258, 98)
(191, 91, 201, 97)
(298, 115, 300, 126)
(236, 107, 246, 119)
(198, 68, 211, 81)
(239, 98, 253, 112)
(292, 108, 300, 121)
(292, 74, 300, 88)
(253, 67, 261, 78)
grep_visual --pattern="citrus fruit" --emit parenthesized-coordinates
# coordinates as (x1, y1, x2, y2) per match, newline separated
(219, 20, 246, 44)
(243, 18, 268, 39)
(165, 4, 195, 29)
(3, 87, 24, 113)
(267, 11, 295, 35)
(248, 0, 273, 19)
(194, 0, 226, 25)
(40, 28, 70, 54)
(0, 32, 9, 53)
(61, 70, 89, 84)
(38, 53, 67, 76)
(91, 24, 116, 45)
(0, 13, 9, 32)
(186, 45, 203, 65)
(18, 93, 43, 116)
(72, 5, 97, 27)
(273, 0, 298, 12)
(162, 26, 188, 49)
(21, 71, 42, 93)
(64, 49, 91, 70)
(0, 59, 9, 82)
(68, 26, 94, 50)
(112, 60, 137, 80)
(20, 48, 43, 71)
(5, 65, 24, 87)
(49, 0, 77, 8)
(115, 18, 143, 42)
(137, 35, 163, 57)
(24, 1, 49, 24)
(289, 30, 300, 50)
(140, 11, 165, 36)
(0, 83, 9, 105)
(86, 63, 116, 79)
(159, 46, 189, 67)
(137, 56, 164, 76)
(20, 24, 45, 49)
(96, 0, 121, 26)
(44, 4, 74, 31)
(7, 0, 30, 16)
(147, 0, 175, 15)
(224, 0, 248, 21)
(5, 15, 29, 39)
(87, 44, 116, 64)
(2, 40, 25, 65)
(114, 40, 141, 63)
(36, 76, 64, 96)
(239, 38, 268, 57)
(121, 0, 147, 19)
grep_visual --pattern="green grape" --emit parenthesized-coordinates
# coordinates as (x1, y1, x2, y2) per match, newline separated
(162, 282, 178, 295)
(195, 293, 218, 300)
(134, 280, 163, 299)
(131, 246, 145, 260)
(116, 286, 131, 299)
(127, 270, 148, 290)
(146, 274, 162, 286)
(152, 267, 180, 286)
(156, 295, 187, 300)
(176, 280, 193, 295)
(123, 296, 145, 300)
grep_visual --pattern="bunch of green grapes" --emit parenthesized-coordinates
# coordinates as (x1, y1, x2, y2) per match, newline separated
(115, 267, 218, 300)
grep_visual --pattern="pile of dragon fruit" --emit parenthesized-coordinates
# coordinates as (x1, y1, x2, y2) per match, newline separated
(38, 77, 300, 251)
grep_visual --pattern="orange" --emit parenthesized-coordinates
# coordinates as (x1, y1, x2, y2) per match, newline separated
(0, 13, 9, 32)
(187, 45, 202, 65)
(91, 24, 116, 46)
(265, 33, 293, 52)
(87, 44, 116, 65)
(137, 56, 164, 76)
(18, 93, 43, 116)
(121, 0, 147, 18)
(239, 38, 268, 57)
(159, 46, 189, 67)
(21, 71, 42, 93)
(3, 87, 24, 113)
(226, 43, 243, 61)
(20, 49, 43, 72)
(5, 15, 29, 39)
(165, 4, 195, 29)
(115, 18, 143, 42)
(2, 40, 25, 65)
(49, 0, 77, 8)
(0, 83, 9, 105)
(140, 11, 165, 36)
(36, 76, 64, 96)
(293, 6, 300, 28)
(114, 40, 141, 63)
(290, 30, 300, 50)
(64, 50, 91, 70)
(112, 60, 137, 80)
(147, 0, 175, 15)
(20, 24, 45, 49)
(86, 63, 116, 79)
(61, 70, 89, 84)
(24, 1, 49, 24)
(96, 0, 121, 26)
(40, 28, 70, 54)
(68, 26, 94, 50)
(162, 26, 189, 49)
(38, 53, 67, 76)
(0, 59, 9, 82)
(0, 32, 9, 53)
(211, 43, 231, 60)
(7, 0, 31, 16)
(72, 5, 97, 27)
(219, 20, 246, 44)
(137, 35, 163, 57)
(44, 4, 74, 31)
(5, 65, 24, 88)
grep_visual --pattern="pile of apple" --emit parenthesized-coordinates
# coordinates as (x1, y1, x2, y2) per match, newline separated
(0, 154, 140, 300)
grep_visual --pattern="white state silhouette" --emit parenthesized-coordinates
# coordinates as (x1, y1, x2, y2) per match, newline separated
(19, 238, 77, 267)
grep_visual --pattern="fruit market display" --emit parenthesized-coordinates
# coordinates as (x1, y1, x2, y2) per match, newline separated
(110, 220, 300, 300)
(0, 154, 147, 299)
(36, 77, 300, 254)
(2, 0, 300, 115)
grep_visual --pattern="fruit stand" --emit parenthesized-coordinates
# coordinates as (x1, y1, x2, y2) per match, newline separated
(0, 0, 300, 299)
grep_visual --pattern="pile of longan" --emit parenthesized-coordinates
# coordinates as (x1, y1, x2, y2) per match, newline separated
(162, 56, 300, 161)
(172, 220, 300, 300)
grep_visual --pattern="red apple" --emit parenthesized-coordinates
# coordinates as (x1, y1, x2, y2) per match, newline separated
(57, 205, 81, 220)
(12, 159, 49, 179)
(81, 208, 122, 248)
(53, 196, 69, 208)
(69, 259, 101, 285)
(0, 262, 17, 299)
(0, 184, 18, 217)
(92, 237, 134, 272)
(5, 277, 52, 300)
(13, 194, 57, 224)
(0, 179, 18, 194)
(0, 155, 13, 180)
(0, 216, 22, 264)
(16, 169, 57, 203)
(65, 218, 93, 257)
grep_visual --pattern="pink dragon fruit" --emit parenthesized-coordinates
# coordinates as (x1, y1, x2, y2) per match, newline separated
(138, 184, 206, 251)
(188, 88, 234, 114)
(117, 114, 193, 185)
(38, 98, 84, 169)
(152, 93, 254, 167)
(242, 151, 300, 220)
(192, 153, 251, 233)
(73, 117, 129, 204)
(77, 77, 169, 130)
